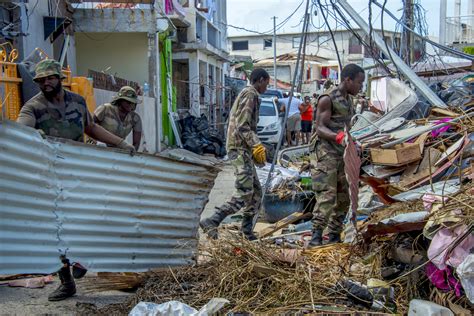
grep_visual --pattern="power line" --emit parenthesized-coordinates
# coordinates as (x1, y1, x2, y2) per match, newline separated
(263, 0, 306, 33)
(371, 0, 474, 61)
(380, 0, 400, 78)
(327, 0, 391, 73)
(259, 0, 311, 223)
(316, 0, 342, 68)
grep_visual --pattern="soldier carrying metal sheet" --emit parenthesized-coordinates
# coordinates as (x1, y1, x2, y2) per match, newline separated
(308, 64, 365, 247)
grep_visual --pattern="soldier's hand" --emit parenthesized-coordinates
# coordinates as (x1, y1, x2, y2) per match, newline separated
(117, 139, 136, 156)
(252, 144, 266, 165)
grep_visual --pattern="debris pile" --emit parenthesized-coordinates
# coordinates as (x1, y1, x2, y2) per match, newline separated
(95, 194, 471, 315)
(92, 77, 473, 315)
(96, 239, 385, 314)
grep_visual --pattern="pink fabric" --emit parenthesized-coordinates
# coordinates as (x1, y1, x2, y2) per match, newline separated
(428, 225, 474, 270)
(422, 193, 448, 211)
(426, 262, 463, 297)
(164, 0, 173, 14)
(431, 118, 452, 138)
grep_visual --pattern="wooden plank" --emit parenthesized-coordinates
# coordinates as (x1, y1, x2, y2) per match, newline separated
(258, 212, 312, 238)
(399, 148, 442, 188)
(431, 107, 460, 118)
(419, 147, 442, 171)
(415, 132, 430, 154)
(400, 162, 419, 181)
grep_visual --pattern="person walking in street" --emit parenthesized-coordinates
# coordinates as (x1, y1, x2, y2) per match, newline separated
(308, 64, 365, 247)
(94, 86, 143, 151)
(199, 68, 270, 241)
(311, 92, 319, 107)
(299, 96, 313, 144)
(278, 92, 303, 146)
(17, 59, 135, 154)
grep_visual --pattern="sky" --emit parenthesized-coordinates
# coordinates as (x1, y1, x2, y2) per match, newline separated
(227, 0, 469, 39)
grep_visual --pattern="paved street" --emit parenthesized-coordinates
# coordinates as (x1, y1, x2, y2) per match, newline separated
(201, 163, 235, 219)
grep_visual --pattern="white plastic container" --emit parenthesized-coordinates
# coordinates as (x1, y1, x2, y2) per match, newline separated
(408, 299, 454, 316)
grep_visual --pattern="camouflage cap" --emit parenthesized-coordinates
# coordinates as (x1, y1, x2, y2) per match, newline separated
(112, 86, 141, 104)
(33, 59, 66, 81)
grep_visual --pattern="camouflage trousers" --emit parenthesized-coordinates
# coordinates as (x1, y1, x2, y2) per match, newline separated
(216, 149, 262, 218)
(310, 147, 350, 234)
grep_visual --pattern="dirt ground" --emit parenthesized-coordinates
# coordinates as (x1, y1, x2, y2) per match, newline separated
(0, 281, 133, 315)
(0, 165, 235, 316)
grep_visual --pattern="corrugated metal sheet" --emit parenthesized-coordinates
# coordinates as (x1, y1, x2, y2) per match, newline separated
(344, 135, 361, 223)
(0, 121, 219, 274)
(351, 89, 418, 140)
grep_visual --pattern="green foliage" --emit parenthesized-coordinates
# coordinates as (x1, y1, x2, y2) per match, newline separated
(463, 46, 474, 55)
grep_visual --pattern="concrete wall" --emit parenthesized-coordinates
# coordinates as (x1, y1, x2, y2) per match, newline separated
(16, 1, 76, 72)
(21, 1, 52, 58)
(93, 88, 158, 153)
(75, 33, 148, 85)
(228, 30, 400, 63)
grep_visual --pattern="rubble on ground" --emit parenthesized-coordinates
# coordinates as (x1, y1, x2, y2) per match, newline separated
(71, 75, 474, 315)
(86, 88, 474, 312)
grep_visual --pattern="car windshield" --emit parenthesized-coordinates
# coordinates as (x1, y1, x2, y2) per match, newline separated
(261, 89, 281, 98)
(260, 101, 276, 116)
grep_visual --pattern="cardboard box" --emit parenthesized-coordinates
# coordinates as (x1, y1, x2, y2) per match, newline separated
(370, 143, 422, 166)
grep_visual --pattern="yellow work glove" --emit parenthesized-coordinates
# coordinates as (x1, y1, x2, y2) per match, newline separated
(252, 144, 266, 165)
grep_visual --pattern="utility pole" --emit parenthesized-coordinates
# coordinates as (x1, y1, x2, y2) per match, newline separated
(455, 0, 462, 42)
(439, 0, 447, 46)
(298, 13, 309, 92)
(402, 0, 414, 64)
(272, 16, 278, 89)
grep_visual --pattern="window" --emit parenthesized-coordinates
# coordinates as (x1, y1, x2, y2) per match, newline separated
(292, 36, 300, 48)
(364, 36, 380, 58)
(264, 39, 272, 49)
(232, 40, 248, 51)
(348, 35, 362, 54)
(259, 101, 276, 116)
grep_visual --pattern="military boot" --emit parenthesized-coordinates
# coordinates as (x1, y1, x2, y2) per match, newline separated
(241, 215, 258, 241)
(308, 229, 323, 247)
(48, 257, 76, 301)
(327, 232, 341, 244)
(199, 209, 229, 239)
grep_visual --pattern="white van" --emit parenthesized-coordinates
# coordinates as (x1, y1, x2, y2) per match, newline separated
(257, 98, 282, 145)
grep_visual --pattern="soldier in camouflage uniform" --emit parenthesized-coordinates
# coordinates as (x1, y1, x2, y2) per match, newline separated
(308, 64, 365, 247)
(200, 68, 270, 240)
(94, 86, 143, 150)
(17, 59, 135, 154)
